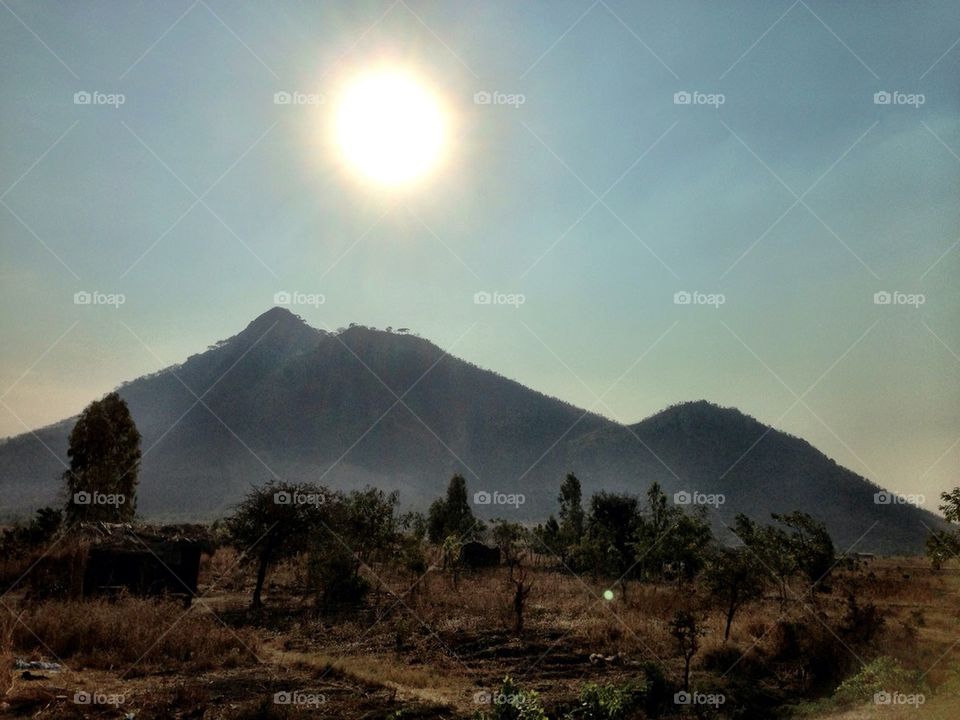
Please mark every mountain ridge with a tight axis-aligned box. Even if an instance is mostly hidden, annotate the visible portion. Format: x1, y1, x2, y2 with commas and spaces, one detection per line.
0, 308, 945, 554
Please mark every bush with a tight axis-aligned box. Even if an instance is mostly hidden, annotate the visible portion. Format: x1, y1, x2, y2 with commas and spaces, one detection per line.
309, 546, 370, 610
568, 681, 645, 719
833, 656, 923, 706
476, 676, 548, 720
637, 660, 671, 716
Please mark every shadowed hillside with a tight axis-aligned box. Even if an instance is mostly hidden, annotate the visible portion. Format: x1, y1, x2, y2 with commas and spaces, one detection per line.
0, 308, 944, 553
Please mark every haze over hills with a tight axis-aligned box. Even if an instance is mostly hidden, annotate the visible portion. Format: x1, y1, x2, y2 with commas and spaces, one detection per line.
0, 307, 944, 553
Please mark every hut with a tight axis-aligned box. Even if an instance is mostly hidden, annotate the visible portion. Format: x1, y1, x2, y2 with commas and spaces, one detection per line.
29, 523, 213, 603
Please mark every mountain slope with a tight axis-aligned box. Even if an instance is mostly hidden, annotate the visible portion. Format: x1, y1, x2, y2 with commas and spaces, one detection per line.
567, 401, 941, 554
0, 309, 945, 553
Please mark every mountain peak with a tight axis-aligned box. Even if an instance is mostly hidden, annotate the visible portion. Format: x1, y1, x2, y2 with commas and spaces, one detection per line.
637, 399, 753, 426
233, 306, 322, 345
248, 306, 308, 328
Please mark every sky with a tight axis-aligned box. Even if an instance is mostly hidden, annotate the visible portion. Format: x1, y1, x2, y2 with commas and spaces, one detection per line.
1, 1, 958, 509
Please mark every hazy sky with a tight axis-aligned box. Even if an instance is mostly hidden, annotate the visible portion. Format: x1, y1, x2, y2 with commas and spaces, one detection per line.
1, 1, 958, 508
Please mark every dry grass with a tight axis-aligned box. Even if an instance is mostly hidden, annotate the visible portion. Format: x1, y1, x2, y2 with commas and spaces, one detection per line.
1, 597, 261, 672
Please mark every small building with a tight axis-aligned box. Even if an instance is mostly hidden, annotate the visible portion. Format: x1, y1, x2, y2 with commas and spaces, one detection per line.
30, 522, 213, 603
460, 541, 500, 568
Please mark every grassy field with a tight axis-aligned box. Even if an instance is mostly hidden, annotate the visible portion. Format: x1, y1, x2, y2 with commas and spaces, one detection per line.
1, 552, 958, 718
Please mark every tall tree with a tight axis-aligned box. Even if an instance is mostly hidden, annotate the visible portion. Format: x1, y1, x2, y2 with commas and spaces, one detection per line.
426, 474, 477, 543
772, 511, 835, 590
558, 472, 585, 555
585, 492, 641, 577
705, 546, 765, 641
63, 392, 141, 523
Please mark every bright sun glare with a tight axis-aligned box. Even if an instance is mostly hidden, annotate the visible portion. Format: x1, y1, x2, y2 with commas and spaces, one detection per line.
335, 69, 446, 186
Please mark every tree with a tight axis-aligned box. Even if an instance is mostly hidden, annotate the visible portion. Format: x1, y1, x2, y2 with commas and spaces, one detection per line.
558, 473, 585, 560
0, 507, 62, 555
491, 519, 527, 568
772, 511, 835, 591
705, 546, 765, 641
226, 481, 330, 608
734, 514, 796, 606
63, 392, 141, 523
339, 487, 399, 566
427, 474, 478, 543
927, 488, 960, 570
534, 515, 561, 558
585, 492, 641, 577
632, 483, 712, 584
669, 610, 703, 691
510, 565, 533, 636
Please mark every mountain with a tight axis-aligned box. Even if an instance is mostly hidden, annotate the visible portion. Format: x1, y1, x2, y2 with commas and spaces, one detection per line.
0, 308, 944, 554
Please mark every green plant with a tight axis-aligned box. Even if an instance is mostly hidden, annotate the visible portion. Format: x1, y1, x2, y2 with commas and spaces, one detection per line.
476, 676, 548, 720
833, 656, 923, 706
568, 681, 644, 719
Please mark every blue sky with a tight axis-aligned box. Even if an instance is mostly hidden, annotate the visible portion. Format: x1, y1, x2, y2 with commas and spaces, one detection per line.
1, 0, 958, 507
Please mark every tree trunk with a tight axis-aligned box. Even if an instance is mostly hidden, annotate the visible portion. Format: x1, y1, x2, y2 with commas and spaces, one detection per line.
251, 536, 275, 609
724, 598, 737, 641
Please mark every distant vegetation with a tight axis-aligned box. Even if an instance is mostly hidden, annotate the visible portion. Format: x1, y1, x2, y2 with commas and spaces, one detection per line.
2, 474, 958, 717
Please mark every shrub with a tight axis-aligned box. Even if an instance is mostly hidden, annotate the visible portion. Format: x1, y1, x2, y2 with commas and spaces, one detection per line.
833, 656, 923, 706
568, 681, 645, 719
476, 676, 548, 720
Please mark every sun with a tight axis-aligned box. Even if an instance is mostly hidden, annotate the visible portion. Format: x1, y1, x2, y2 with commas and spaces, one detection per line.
334, 69, 447, 186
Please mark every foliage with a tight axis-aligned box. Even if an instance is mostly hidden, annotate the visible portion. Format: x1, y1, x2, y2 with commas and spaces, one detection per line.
772, 511, 835, 588
704, 545, 765, 640
534, 515, 561, 557
927, 487, 960, 570
567, 681, 645, 720
634, 484, 713, 583
63, 392, 141, 522
670, 609, 704, 691
427, 475, 478, 543
582, 492, 641, 577
0, 506, 62, 555
308, 541, 370, 609
833, 656, 923, 706
557, 473, 585, 560
225, 481, 331, 608
491, 519, 527, 567
475, 676, 548, 720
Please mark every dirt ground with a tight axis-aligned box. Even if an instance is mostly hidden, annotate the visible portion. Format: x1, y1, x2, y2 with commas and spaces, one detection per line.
2, 555, 958, 718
